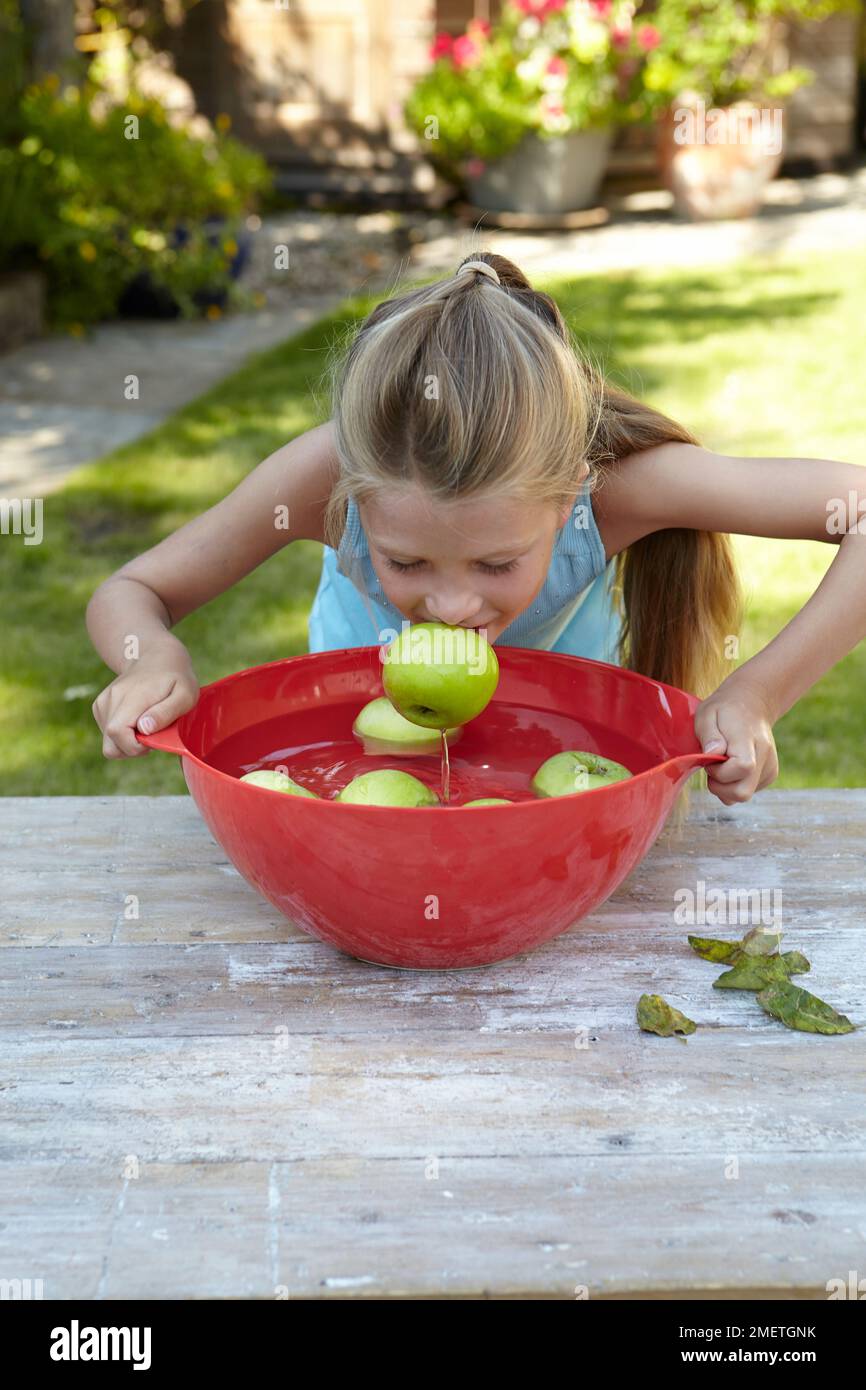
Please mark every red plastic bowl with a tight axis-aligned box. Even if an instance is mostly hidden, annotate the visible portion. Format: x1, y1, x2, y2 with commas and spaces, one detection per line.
136, 645, 723, 969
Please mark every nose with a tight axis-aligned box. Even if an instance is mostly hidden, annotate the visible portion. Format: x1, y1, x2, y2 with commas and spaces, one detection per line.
424, 590, 483, 626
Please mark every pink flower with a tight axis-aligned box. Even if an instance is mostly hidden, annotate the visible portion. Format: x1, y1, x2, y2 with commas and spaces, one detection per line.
615, 61, 637, 98
611, 26, 632, 50
466, 19, 491, 40
429, 32, 453, 62
539, 92, 568, 132
546, 55, 568, 77
589, 0, 612, 16
637, 24, 662, 52
464, 158, 487, 178
513, 0, 565, 16
452, 34, 482, 68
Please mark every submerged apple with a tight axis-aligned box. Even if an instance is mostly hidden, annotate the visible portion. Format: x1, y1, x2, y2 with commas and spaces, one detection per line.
531, 749, 632, 797
382, 621, 499, 729
461, 798, 513, 807
336, 768, 440, 807
240, 769, 319, 798
353, 696, 463, 757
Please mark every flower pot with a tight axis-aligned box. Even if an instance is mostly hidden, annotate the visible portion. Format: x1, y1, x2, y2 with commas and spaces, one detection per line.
656, 99, 787, 221
466, 128, 614, 215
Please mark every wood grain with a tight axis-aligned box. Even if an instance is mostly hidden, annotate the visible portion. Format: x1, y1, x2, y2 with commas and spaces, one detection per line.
0, 790, 863, 1299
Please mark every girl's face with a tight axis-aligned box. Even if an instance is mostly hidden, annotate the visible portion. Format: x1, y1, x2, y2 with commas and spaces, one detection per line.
360, 484, 580, 644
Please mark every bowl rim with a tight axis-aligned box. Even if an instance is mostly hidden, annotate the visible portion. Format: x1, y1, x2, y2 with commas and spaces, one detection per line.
139, 645, 724, 810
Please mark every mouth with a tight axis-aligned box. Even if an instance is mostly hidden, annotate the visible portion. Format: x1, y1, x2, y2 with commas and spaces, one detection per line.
415, 617, 492, 632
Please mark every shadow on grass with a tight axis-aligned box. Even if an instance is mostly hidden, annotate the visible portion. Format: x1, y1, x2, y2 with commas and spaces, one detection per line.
552, 257, 835, 386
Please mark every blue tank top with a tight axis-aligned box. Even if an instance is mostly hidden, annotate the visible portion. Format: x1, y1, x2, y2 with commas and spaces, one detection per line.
307, 472, 623, 662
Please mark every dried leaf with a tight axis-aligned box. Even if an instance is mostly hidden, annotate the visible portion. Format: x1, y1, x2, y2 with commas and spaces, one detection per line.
756, 981, 855, 1035
780, 950, 810, 976
714, 951, 810, 991
689, 928, 792, 969
741, 925, 783, 956
637, 993, 696, 1039
687, 934, 743, 963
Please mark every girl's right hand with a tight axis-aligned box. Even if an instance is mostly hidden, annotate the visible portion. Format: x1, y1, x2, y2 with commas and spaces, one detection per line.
91, 640, 200, 759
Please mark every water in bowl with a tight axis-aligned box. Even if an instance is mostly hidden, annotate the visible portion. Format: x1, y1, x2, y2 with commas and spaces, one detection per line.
206, 699, 654, 805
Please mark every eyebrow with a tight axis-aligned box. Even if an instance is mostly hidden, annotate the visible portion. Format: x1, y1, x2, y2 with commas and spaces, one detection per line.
369, 539, 536, 563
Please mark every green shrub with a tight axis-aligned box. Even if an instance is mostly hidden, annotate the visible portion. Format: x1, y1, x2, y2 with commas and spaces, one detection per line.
0, 77, 271, 326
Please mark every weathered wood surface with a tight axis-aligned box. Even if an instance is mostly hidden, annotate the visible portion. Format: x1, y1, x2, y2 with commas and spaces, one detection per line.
0, 791, 864, 1300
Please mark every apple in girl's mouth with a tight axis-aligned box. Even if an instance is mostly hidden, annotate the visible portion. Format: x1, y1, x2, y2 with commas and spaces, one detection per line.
531, 750, 632, 797
352, 696, 463, 756
335, 769, 439, 807
382, 621, 500, 729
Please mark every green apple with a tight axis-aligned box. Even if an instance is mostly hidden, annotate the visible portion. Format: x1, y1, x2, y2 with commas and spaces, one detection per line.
336, 769, 440, 807
240, 769, 318, 798
353, 696, 463, 756
531, 749, 632, 797
382, 621, 499, 729
462, 798, 513, 807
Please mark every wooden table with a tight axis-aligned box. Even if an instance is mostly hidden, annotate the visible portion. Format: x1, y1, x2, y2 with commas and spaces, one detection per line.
1, 790, 863, 1300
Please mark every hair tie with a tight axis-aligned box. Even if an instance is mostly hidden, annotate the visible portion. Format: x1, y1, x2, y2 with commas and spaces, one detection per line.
455, 260, 500, 285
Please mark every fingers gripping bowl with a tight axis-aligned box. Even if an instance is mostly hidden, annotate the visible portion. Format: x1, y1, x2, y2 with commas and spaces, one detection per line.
136, 645, 724, 968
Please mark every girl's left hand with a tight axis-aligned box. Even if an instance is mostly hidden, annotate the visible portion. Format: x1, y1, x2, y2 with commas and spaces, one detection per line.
693, 682, 780, 806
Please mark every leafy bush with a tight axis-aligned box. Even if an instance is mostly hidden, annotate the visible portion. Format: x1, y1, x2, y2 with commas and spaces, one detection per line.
404, 0, 861, 182
403, 4, 639, 181
632, 0, 860, 115
0, 76, 271, 326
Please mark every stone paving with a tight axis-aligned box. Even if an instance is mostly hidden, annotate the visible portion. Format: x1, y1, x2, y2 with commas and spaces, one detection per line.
2, 163, 864, 496
0, 294, 345, 495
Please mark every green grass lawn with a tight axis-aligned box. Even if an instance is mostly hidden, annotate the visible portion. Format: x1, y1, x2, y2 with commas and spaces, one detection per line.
3, 243, 865, 795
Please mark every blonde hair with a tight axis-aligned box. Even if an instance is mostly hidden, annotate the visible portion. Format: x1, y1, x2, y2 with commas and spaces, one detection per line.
323, 251, 743, 825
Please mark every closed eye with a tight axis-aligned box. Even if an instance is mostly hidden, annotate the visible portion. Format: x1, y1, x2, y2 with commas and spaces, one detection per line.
384, 558, 519, 576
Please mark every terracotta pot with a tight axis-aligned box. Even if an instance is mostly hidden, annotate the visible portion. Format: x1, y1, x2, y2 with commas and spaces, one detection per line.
656, 99, 787, 221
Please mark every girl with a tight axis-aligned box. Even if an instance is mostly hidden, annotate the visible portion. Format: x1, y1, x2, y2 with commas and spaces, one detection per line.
87, 252, 866, 807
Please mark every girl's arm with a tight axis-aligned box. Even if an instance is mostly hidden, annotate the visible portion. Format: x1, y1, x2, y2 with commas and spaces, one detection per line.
593, 444, 866, 805
86, 420, 338, 756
